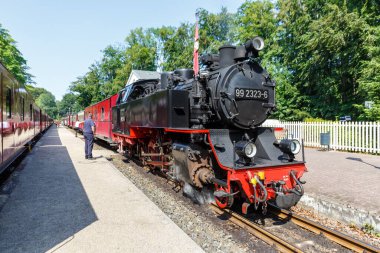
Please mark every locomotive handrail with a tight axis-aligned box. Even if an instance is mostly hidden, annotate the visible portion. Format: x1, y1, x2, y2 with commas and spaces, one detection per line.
289, 170, 304, 196
255, 176, 268, 203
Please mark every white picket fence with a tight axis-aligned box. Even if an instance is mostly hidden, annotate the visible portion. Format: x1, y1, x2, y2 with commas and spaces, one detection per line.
262, 121, 380, 154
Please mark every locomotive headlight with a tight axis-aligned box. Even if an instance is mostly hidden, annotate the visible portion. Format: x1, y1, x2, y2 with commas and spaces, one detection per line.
244, 142, 257, 158
236, 141, 257, 159
290, 140, 301, 154
252, 36, 265, 51
279, 139, 301, 155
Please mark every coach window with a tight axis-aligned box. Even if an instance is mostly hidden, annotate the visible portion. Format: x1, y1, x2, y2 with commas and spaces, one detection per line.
101, 107, 105, 121
30, 104, 33, 120
6, 88, 12, 118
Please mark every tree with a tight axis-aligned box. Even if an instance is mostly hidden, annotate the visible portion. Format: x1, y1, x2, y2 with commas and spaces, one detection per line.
98, 45, 126, 97
2, 23, 59, 118
356, 5, 380, 121
70, 64, 101, 108
235, 1, 276, 45
25, 85, 50, 100
160, 23, 193, 71
198, 7, 237, 54
36, 92, 57, 118
56, 93, 81, 117
0, 23, 33, 84
304, 4, 370, 118
270, 0, 380, 120
112, 28, 159, 91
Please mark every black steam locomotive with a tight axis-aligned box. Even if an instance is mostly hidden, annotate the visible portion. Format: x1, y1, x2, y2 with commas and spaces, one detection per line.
112, 37, 306, 211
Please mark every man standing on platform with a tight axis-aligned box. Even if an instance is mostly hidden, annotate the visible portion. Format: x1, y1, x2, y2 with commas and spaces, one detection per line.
84, 113, 96, 159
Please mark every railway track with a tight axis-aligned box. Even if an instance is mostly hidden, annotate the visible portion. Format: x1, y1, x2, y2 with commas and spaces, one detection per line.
210, 203, 380, 253
210, 204, 303, 253
269, 206, 380, 253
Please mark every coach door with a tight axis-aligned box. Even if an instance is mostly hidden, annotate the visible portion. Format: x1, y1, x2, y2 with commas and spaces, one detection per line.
112, 106, 120, 133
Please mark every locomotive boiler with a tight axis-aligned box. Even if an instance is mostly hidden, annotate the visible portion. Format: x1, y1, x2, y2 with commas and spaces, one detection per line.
110, 37, 307, 212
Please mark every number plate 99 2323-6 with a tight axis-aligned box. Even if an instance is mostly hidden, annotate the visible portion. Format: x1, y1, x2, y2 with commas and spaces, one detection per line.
235, 88, 269, 101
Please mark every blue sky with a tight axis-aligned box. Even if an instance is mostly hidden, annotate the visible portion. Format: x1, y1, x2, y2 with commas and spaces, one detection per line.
1, 0, 244, 100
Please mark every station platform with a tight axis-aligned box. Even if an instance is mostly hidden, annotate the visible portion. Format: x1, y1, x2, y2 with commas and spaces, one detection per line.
300, 148, 380, 231
0, 127, 203, 253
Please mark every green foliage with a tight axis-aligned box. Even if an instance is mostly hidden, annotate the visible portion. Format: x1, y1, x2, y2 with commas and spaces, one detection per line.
66, 7, 238, 108
361, 223, 380, 237
268, 0, 380, 120
25, 85, 60, 119
0, 24, 32, 84
98, 45, 126, 97
159, 23, 193, 70
25, 85, 47, 100
113, 30, 155, 87
303, 118, 329, 122
56, 93, 81, 116
62, 8, 237, 112
62, 2, 380, 121
36, 92, 57, 118
235, 0, 276, 45
70, 64, 102, 108
0, 23, 33, 84
1, 24, 60, 119
299, 4, 370, 119
198, 7, 237, 54
70, 28, 159, 108
354, 103, 380, 121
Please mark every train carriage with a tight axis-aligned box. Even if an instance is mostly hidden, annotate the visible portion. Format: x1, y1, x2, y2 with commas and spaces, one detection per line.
84, 94, 118, 144
0, 61, 52, 174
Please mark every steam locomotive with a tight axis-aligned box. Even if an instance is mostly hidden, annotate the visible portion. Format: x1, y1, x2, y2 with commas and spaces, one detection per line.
78, 37, 307, 213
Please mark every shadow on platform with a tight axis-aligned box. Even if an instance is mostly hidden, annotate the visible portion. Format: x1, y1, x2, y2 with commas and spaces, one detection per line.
346, 157, 380, 169
0, 127, 97, 253
38, 126, 62, 146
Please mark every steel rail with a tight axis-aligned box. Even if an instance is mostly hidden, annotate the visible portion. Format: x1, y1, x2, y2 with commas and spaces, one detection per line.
210, 204, 303, 253
269, 207, 380, 253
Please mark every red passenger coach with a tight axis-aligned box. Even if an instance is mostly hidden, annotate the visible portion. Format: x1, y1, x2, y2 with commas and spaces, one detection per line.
84, 94, 118, 144
0, 61, 53, 174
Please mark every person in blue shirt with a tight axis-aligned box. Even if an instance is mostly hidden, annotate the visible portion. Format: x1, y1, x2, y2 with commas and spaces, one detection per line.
83, 113, 96, 159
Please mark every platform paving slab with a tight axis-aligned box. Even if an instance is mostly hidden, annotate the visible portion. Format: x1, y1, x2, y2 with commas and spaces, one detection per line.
0, 127, 204, 253
299, 148, 380, 232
